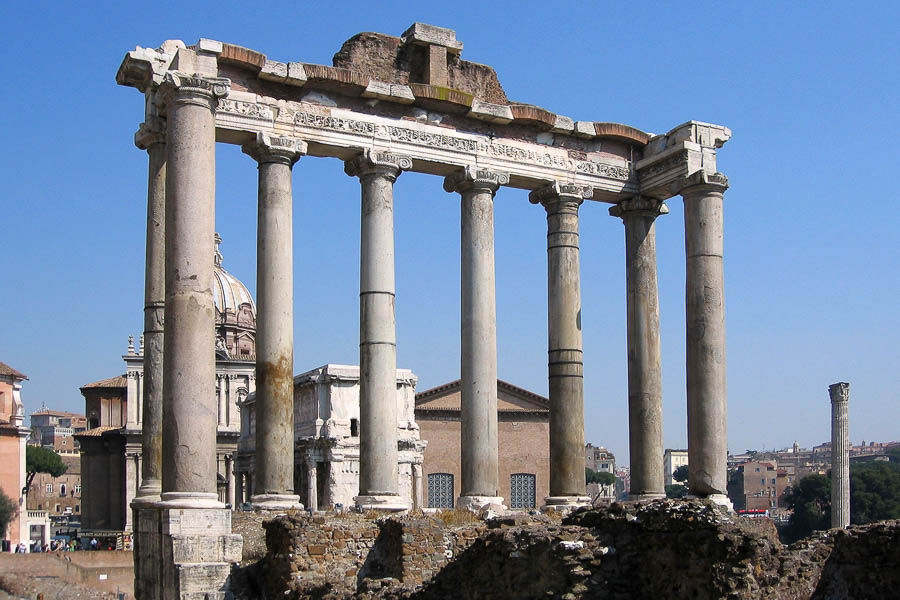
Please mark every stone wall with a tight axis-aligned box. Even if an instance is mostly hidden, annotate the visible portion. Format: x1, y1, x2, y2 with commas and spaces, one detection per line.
243, 501, 900, 600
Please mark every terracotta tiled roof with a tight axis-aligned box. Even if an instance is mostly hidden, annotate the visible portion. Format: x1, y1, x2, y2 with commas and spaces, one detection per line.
0, 361, 27, 380
31, 409, 84, 418
80, 374, 127, 389
74, 426, 121, 437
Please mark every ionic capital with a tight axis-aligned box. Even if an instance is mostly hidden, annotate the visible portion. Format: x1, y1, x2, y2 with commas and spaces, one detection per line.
671, 170, 729, 198
242, 132, 307, 167
609, 196, 669, 220
443, 166, 509, 195
158, 71, 230, 111
344, 149, 412, 181
134, 117, 166, 150
528, 182, 592, 212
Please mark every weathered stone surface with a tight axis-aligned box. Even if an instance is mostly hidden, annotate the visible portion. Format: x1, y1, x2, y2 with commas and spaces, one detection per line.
236, 503, 900, 600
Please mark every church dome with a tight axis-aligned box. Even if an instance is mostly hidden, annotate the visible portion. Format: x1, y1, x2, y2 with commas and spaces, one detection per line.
213, 234, 256, 360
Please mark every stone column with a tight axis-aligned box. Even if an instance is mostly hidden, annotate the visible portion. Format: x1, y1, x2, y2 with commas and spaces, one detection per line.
345, 150, 411, 511
530, 183, 592, 509
243, 132, 307, 510
160, 72, 230, 505
217, 375, 226, 427
829, 382, 850, 528
609, 196, 668, 500
444, 166, 509, 510
306, 458, 317, 512
677, 171, 730, 503
225, 455, 235, 508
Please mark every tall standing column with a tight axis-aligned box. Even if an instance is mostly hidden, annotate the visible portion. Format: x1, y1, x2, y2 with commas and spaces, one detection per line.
306, 458, 318, 512
345, 150, 411, 511
530, 183, 592, 508
609, 196, 668, 500
444, 167, 509, 510
678, 171, 730, 503
160, 72, 230, 506
243, 133, 307, 509
829, 382, 850, 528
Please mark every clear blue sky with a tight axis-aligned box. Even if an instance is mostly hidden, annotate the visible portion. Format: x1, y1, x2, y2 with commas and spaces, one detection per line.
2, 1, 898, 465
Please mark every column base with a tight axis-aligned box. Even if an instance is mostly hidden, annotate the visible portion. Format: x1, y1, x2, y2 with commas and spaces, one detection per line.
250, 494, 304, 511
627, 492, 666, 502
457, 495, 506, 512
158, 491, 223, 509
133, 502, 242, 600
134, 481, 162, 503
354, 494, 409, 512
685, 493, 734, 511
542, 496, 591, 512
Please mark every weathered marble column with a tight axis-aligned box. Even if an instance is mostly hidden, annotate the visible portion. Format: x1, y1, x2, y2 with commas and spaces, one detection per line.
829, 382, 850, 528
678, 171, 730, 503
243, 132, 307, 510
160, 72, 230, 506
226, 455, 235, 508
530, 182, 592, 509
609, 196, 668, 500
444, 167, 509, 510
345, 150, 412, 511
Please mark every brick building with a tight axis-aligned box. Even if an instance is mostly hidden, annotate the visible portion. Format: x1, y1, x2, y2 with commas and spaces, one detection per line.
30, 408, 86, 451
0, 361, 30, 549
26, 453, 81, 516
415, 380, 549, 510
727, 460, 795, 511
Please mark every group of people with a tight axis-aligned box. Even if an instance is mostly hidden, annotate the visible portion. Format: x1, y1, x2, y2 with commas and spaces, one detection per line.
26, 538, 80, 552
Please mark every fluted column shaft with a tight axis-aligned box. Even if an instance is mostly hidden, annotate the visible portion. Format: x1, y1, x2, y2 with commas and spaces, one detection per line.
829, 382, 850, 528
679, 171, 729, 498
531, 183, 591, 505
610, 197, 668, 499
444, 167, 508, 506
346, 150, 411, 510
243, 133, 306, 508
160, 73, 229, 503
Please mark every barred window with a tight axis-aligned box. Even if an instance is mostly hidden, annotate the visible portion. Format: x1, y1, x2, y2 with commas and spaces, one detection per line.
510, 473, 536, 509
427, 473, 454, 509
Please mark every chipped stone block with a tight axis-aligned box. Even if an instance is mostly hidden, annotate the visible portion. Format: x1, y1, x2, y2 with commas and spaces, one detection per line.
574, 121, 596, 138
362, 81, 416, 104
401, 23, 463, 53
469, 100, 513, 124
260, 60, 288, 82
196, 38, 223, 55
552, 115, 575, 133
286, 62, 307, 86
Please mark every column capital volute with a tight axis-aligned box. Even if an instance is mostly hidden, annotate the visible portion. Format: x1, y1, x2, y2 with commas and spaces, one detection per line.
671, 170, 729, 197
158, 71, 231, 111
134, 117, 166, 150
528, 182, 592, 210
242, 132, 307, 166
344, 149, 412, 181
609, 196, 669, 220
443, 166, 509, 195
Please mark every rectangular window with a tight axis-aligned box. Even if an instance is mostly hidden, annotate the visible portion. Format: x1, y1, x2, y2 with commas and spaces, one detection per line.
761, 478, 766, 485
427, 473, 454, 509
46, 483, 53, 494
510, 473, 536, 509
772, 478, 776, 484
74, 484, 81, 495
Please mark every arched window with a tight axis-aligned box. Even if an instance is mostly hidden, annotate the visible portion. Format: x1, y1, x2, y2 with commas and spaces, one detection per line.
60, 484, 67, 496
427, 473, 454, 509
510, 473, 536, 509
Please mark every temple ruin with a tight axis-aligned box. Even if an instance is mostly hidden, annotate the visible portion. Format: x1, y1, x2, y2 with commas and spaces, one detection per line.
116, 22, 731, 599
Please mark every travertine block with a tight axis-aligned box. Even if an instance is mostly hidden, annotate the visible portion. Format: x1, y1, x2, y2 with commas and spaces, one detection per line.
468, 100, 513, 124
362, 81, 415, 104
286, 62, 307, 86
401, 23, 463, 53
259, 60, 287, 82
573, 121, 596, 138
551, 115, 575, 133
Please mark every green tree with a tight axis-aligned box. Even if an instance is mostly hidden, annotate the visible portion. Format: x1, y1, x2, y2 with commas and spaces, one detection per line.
665, 484, 687, 499
25, 445, 67, 491
783, 473, 831, 543
673, 465, 690, 483
585, 468, 616, 486
0, 488, 15, 537
850, 461, 900, 525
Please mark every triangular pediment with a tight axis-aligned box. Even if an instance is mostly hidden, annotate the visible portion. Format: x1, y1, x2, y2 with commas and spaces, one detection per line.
415, 379, 548, 412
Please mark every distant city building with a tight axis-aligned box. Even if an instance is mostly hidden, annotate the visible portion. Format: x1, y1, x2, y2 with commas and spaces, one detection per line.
26, 453, 80, 517
29, 408, 86, 451
727, 460, 794, 512
614, 466, 630, 500
664, 449, 688, 486
585, 444, 616, 503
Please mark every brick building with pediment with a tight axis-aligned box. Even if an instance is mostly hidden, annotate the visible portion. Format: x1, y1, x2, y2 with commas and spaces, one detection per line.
415, 380, 550, 510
